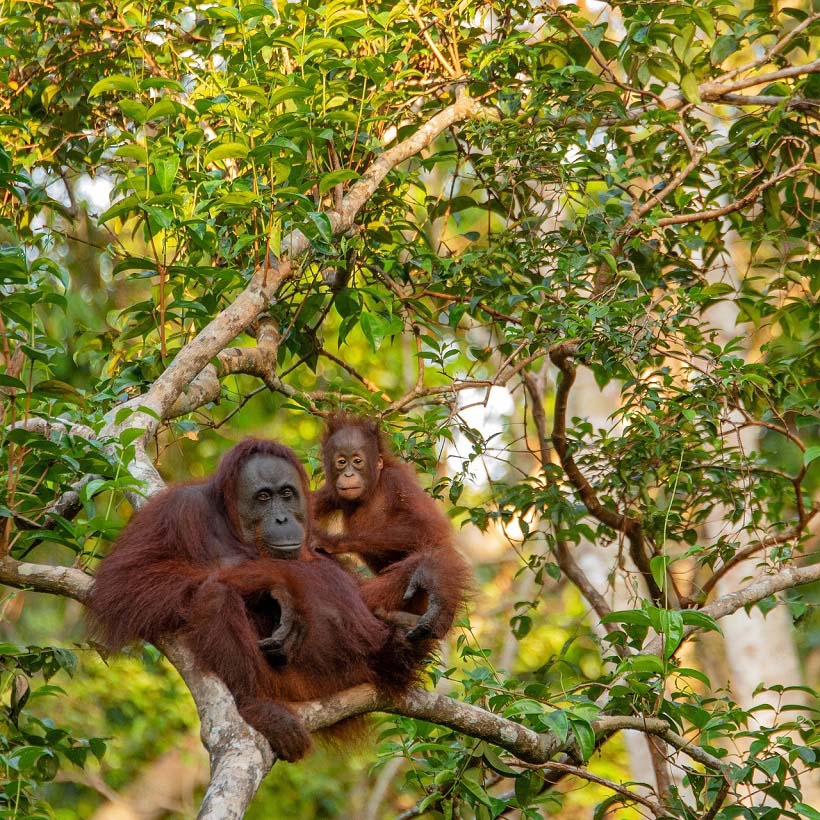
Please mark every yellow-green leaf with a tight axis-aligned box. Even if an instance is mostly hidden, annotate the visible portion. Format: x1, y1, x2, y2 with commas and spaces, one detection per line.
681, 73, 701, 104
203, 142, 249, 165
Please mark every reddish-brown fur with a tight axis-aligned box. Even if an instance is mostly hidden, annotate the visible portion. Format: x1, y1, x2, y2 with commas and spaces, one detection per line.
313, 414, 471, 638
90, 438, 426, 762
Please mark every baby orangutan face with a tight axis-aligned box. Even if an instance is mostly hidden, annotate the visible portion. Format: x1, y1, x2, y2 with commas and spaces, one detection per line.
326, 427, 383, 502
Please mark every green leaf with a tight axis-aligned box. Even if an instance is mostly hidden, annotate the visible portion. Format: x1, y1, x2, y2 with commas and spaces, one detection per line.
711, 35, 739, 64
303, 37, 347, 55
269, 85, 313, 106
680, 73, 701, 104
515, 771, 537, 807
803, 446, 820, 466
570, 719, 595, 761
545, 710, 569, 743
622, 654, 665, 675
0, 373, 26, 390
650, 555, 670, 592
677, 667, 712, 687
503, 699, 545, 717
600, 610, 651, 626
98, 194, 142, 225
680, 610, 722, 634
360, 312, 403, 352
235, 84, 268, 104
460, 776, 493, 808
203, 142, 249, 165
89, 738, 107, 761
658, 609, 684, 659
10, 746, 45, 771
306, 211, 333, 243
119, 428, 146, 447
88, 75, 140, 97
145, 98, 177, 121
119, 99, 148, 123
318, 169, 359, 195
482, 746, 518, 777
152, 156, 179, 194
34, 380, 86, 407
116, 144, 148, 163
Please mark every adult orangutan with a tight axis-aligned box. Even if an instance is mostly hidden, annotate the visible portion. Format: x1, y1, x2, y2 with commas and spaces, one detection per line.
90, 439, 437, 762
313, 414, 471, 641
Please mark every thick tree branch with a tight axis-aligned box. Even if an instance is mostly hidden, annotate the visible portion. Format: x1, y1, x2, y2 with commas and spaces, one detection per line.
0, 556, 92, 602
112, 97, 488, 430
0, 555, 731, 818
167, 317, 283, 418
10, 417, 97, 441
315, 94, 486, 243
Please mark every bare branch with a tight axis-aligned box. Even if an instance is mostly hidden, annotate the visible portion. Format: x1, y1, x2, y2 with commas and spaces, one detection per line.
644, 561, 820, 656
549, 342, 664, 602
517, 758, 664, 816
717, 93, 820, 114
657, 145, 809, 227
318, 95, 487, 241
0, 555, 92, 602
697, 509, 820, 601
10, 417, 97, 441
713, 12, 820, 84
701, 58, 820, 100
522, 372, 616, 625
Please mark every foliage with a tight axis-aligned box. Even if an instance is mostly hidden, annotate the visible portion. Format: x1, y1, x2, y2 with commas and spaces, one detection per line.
0, 642, 105, 817
1, 0, 819, 816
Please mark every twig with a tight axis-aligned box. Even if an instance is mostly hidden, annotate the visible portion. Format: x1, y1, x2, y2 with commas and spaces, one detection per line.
516, 758, 664, 816
657, 144, 809, 227
697, 777, 731, 820
549, 342, 664, 602
644, 560, 820, 656
318, 348, 392, 402
696, 509, 819, 601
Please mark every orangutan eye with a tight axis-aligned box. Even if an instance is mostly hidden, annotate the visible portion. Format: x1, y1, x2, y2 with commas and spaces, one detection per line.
336, 458, 346, 469
280, 487, 294, 499
353, 457, 363, 467
256, 490, 272, 501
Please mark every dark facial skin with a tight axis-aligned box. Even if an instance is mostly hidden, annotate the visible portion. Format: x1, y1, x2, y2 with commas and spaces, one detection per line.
327, 427, 382, 502
234, 455, 306, 559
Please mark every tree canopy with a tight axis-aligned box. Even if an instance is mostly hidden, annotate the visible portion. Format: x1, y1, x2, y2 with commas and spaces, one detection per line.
1, 1, 819, 817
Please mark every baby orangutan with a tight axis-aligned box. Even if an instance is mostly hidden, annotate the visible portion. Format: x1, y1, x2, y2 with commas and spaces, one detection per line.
313, 414, 470, 641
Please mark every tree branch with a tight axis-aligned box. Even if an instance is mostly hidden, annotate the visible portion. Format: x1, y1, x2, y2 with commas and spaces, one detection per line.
0, 555, 92, 601
696, 509, 820, 601
549, 342, 664, 602
0, 555, 731, 818
522, 372, 616, 626
111, 97, 488, 431
701, 58, 820, 100
656, 146, 809, 227
517, 758, 664, 816
643, 560, 820, 656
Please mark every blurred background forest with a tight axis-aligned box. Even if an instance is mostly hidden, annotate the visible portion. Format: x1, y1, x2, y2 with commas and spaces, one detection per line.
1, 0, 819, 818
